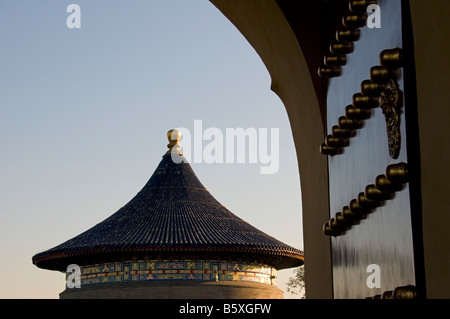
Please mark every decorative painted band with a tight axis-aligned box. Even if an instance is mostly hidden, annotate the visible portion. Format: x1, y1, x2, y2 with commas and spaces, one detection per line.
72, 260, 278, 286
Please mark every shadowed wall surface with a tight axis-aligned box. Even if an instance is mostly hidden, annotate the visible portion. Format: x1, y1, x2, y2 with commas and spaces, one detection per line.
60, 281, 284, 299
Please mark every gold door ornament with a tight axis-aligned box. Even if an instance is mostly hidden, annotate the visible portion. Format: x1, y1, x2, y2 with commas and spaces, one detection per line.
379, 78, 403, 159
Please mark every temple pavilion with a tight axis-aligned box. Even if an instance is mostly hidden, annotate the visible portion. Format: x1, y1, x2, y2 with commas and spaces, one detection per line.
32, 130, 304, 299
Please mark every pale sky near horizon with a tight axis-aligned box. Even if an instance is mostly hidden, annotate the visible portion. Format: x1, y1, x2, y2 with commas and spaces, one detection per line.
0, 0, 304, 299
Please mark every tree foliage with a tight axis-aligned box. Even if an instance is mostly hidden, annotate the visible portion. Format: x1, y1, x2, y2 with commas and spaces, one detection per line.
285, 265, 305, 298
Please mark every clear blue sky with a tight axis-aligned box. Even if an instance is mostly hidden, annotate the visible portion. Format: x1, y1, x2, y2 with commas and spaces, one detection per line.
0, 0, 303, 298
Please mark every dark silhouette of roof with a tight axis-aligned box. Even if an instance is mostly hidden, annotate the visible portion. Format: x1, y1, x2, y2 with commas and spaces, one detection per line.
32, 131, 304, 271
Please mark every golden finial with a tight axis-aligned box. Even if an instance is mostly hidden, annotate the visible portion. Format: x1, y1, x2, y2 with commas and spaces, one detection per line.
166, 129, 182, 155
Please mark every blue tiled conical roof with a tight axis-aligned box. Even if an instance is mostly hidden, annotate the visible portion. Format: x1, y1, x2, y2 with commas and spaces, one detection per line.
32, 132, 303, 271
